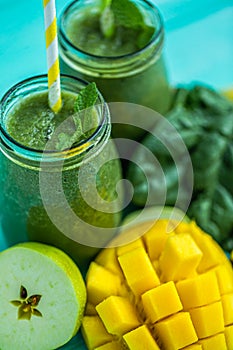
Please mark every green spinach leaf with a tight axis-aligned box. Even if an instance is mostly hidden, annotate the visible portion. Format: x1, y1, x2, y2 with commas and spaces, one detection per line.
127, 85, 233, 251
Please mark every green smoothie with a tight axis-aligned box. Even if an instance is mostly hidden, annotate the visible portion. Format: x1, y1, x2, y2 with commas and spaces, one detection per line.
6, 90, 98, 151
65, 6, 154, 56
6, 91, 78, 150
58, 0, 171, 140
0, 76, 123, 273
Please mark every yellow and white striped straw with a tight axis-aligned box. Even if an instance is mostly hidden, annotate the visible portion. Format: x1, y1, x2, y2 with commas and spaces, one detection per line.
43, 0, 62, 113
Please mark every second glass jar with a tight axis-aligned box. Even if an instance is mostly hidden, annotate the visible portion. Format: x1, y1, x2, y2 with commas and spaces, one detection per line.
58, 0, 171, 140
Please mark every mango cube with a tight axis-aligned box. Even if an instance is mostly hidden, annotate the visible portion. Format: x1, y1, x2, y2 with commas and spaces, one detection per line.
225, 324, 233, 350
189, 301, 225, 338
117, 238, 144, 256
81, 316, 114, 350
176, 270, 220, 309
214, 264, 233, 295
95, 248, 124, 279
86, 262, 122, 305
94, 341, 122, 350
159, 233, 203, 282
142, 281, 183, 323
154, 312, 198, 350
175, 221, 192, 234
123, 325, 160, 350
118, 247, 160, 296
96, 296, 140, 336
198, 333, 227, 350
112, 220, 153, 250
190, 223, 228, 272
181, 344, 203, 349
221, 293, 233, 325
143, 219, 175, 260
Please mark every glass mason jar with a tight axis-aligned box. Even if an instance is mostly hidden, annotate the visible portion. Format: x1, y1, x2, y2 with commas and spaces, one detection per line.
58, 0, 172, 140
0, 75, 123, 272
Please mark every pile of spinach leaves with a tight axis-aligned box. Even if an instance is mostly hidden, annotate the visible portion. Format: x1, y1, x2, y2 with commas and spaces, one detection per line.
127, 85, 233, 252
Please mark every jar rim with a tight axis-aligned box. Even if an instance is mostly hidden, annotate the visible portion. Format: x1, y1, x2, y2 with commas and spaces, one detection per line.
58, 0, 164, 61
0, 74, 110, 161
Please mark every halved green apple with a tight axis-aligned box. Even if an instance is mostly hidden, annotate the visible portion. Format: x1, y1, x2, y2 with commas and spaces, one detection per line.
0, 242, 86, 350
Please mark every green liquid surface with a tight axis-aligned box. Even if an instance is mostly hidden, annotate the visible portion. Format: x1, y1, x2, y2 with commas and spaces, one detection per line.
6, 91, 78, 150
66, 8, 154, 56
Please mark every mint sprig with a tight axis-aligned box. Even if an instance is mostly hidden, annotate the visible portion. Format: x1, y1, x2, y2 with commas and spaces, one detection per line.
100, 0, 155, 48
74, 82, 98, 113
56, 82, 99, 150
111, 0, 144, 29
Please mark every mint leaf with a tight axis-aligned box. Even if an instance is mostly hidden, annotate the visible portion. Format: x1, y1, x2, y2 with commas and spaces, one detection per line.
56, 117, 84, 150
137, 25, 155, 48
82, 108, 99, 136
56, 133, 73, 150
111, 0, 144, 29
56, 83, 99, 150
74, 82, 98, 113
72, 113, 84, 140
100, 0, 154, 46
73, 82, 99, 139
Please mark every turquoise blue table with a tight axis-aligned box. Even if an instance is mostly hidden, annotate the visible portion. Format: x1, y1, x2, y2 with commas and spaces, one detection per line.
0, 0, 232, 348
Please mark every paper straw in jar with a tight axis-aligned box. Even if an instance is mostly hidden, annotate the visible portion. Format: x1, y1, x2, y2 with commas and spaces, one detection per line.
43, 0, 62, 113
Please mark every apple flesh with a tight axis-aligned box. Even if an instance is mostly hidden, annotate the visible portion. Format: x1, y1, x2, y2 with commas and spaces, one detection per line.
0, 242, 86, 350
